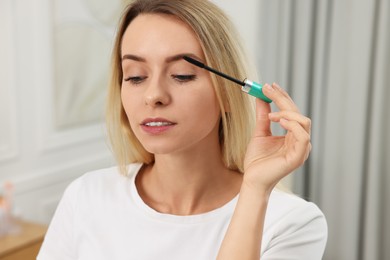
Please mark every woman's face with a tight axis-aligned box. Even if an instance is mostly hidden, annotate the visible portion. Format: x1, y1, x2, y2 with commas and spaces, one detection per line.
121, 14, 221, 155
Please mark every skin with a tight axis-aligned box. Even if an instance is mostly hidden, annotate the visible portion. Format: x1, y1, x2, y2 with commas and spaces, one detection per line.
121, 13, 311, 259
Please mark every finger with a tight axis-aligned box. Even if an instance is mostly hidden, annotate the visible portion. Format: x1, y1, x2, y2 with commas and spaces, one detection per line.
279, 118, 312, 166
269, 111, 311, 135
254, 96, 272, 137
273, 83, 293, 101
262, 83, 300, 112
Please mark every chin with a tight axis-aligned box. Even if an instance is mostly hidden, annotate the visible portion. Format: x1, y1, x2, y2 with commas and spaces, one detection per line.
142, 142, 181, 155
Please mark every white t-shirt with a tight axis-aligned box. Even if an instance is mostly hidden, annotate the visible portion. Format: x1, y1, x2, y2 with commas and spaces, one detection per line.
37, 163, 327, 260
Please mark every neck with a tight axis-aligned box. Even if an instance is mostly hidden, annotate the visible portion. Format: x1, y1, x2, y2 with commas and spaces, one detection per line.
136, 149, 242, 215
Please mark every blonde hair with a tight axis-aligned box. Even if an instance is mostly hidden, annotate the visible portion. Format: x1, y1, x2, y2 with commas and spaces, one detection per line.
106, 0, 256, 175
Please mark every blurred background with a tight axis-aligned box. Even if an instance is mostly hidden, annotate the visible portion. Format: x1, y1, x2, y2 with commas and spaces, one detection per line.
0, 0, 389, 259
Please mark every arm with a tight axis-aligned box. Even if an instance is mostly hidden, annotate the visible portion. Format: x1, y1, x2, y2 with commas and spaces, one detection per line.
217, 183, 269, 259
217, 83, 312, 260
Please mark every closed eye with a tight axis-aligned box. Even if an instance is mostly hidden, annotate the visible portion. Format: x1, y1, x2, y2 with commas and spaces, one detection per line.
124, 76, 147, 85
171, 74, 197, 83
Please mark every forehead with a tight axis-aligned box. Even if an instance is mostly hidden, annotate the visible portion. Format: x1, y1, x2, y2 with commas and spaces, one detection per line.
121, 14, 204, 59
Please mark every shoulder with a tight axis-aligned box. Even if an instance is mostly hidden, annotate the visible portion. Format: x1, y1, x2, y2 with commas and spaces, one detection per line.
265, 189, 327, 232
267, 189, 325, 219
74, 163, 142, 186
262, 189, 328, 259
63, 163, 142, 199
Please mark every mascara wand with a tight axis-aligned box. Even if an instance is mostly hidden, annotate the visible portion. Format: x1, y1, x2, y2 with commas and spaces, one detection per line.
183, 56, 272, 103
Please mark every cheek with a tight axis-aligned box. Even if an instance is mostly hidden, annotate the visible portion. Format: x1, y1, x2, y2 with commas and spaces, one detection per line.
120, 88, 129, 115
184, 89, 221, 125
121, 88, 138, 124
200, 86, 220, 116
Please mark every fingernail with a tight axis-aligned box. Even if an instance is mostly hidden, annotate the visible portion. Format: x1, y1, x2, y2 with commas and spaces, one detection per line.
273, 83, 282, 90
268, 112, 277, 120
264, 84, 274, 91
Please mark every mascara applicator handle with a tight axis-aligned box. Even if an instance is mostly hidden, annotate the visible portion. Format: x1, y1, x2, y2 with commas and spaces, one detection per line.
242, 79, 272, 103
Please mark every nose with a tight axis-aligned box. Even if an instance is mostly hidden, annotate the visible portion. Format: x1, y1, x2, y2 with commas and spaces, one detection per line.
144, 76, 171, 107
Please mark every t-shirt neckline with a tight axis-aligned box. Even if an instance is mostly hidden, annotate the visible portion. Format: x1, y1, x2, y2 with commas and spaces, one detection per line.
129, 163, 238, 224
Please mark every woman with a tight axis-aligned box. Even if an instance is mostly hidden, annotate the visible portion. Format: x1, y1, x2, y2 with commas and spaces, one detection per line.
38, 0, 327, 259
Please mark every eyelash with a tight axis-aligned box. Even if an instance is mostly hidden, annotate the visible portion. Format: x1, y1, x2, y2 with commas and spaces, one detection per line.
124, 76, 147, 85
171, 74, 197, 83
123, 75, 197, 85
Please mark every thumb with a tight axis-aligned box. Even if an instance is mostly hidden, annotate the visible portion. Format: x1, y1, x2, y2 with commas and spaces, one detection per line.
254, 97, 272, 137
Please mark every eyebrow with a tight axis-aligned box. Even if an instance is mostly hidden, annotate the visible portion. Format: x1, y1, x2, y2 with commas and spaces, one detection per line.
165, 53, 203, 63
121, 53, 204, 63
121, 54, 146, 62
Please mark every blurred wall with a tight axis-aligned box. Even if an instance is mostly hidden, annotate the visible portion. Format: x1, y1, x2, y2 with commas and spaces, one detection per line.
0, 0, 123, 224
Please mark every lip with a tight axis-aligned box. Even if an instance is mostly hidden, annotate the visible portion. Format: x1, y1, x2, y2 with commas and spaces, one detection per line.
140, 117, 176, 134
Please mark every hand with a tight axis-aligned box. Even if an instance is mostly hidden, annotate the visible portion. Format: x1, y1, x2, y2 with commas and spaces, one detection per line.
243, 83, 311, 194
